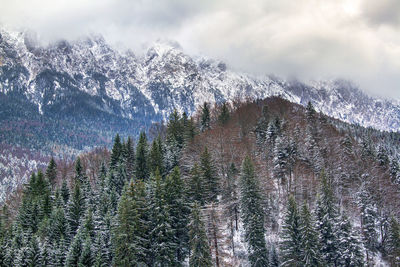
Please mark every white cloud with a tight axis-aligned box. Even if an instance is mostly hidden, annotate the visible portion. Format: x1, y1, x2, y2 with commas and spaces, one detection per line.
1, 0, 399, 98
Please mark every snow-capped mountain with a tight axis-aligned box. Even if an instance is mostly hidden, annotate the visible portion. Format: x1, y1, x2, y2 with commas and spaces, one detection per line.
1, 27, 400, 133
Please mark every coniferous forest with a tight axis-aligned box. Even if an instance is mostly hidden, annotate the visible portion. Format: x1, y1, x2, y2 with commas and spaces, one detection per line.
1, 97, 400, 266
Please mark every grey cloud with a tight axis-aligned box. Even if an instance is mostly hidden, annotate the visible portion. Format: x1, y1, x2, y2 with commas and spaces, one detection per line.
361, 0, 400, 27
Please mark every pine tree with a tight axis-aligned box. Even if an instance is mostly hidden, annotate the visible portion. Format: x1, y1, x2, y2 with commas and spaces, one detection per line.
240, 156, 269, 266
53, 237, 68, 267
164, 167, 190, 262
136, 131, 149, 180
48, 206, 69, 245
149, 170, 176, 266
390, 159, 400, 185
315, 172, 340, 266
200, 147, 219, 203
200, 102, 211, 132
189, 203, 213, 267
184, 117, 196, 142
377, 145, 389, 166
188, 163, 205, 205
336, 213, 364, 267
45, 157, 57, 188
149, 136, 164, 176
113, 181, 138, 266
387, 217, 400, 266
218, 102, 230, 125
299, 202, 323, 267
358, 184, 378, 262
110, 134, 123, 170
124, 136, 135, 180
78, 233, 94, 267
61, 179, 70, 206
306, 101, 316, 123
66, 229, 84, 267
67, 182, 85, 237
280, 195, 302, 267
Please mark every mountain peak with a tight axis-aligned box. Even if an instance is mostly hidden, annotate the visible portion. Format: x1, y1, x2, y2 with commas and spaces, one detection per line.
0, 27, 399, 132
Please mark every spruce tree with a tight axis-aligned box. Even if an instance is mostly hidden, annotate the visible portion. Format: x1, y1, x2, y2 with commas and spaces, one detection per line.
184, 117, 196, 142
45, 157, 57, 188
387, 217, 400, 266
189, 203, 213, 267
280, 195, 302, 267
123, 136, 135, 180
113, 181, 137, 266
78, 234, 94, 267
188, 163, 205, 205
61, 179, 70, 206
66, 229, 84, 267
200, 102, 211, 132
149, 136, 164, 176
358, 184, 378, 261
48, 206, 69, 245
136, 131, 149, 180
299, 202, 323, 267
336, 213, 364, 267
218, 102, 230, 125
67, 182, 85, 237
315, 173, 340, 266
240, 156, 269, 266
164, 167, 190, 262
149, 170, 176, 266
110, 134, 122, 170
200, 147, 219, 203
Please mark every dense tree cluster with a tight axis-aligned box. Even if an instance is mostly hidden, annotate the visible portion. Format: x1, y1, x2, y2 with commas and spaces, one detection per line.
1, 98, 400, 266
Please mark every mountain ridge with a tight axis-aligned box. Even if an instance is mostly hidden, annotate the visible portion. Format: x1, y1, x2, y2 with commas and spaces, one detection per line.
1, 27, 399, 133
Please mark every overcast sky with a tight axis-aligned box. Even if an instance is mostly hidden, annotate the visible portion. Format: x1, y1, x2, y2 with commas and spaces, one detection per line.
1, 0, 400, 98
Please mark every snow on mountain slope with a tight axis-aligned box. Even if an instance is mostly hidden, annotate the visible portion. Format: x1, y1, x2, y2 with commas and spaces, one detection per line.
0, 27, 399, 132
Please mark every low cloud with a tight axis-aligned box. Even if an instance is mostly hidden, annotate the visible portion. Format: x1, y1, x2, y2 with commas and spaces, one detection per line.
1, 0, 399, 98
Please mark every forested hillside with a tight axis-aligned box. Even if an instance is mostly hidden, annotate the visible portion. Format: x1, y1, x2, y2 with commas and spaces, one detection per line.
1, 97, 400, 266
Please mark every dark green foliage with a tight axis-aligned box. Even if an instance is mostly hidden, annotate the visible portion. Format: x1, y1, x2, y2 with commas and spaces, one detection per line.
135, 131, 149, 180
337, 214, 364, 267
113, 181, 138, 266
67, 182, 85, 237
61, 179, 70, 205
164, 167, 190, 262
48, 206, 69, 244
113, 180, 150, 266
123, 136, 135, 180
218, 102, 230, 125
45, 157, 57, 188
188, 163, 205, 205
184, 117, 196, 142
149, 170, 176, 266
358, 185, 378, 256
110, 134, 123, 170
189, 203, 212, 267
79, 234, 94, 267
306, 101, 316, 123
315, 173, 340, 266
66, 229, 84, 267
387, 217, 400, 266
240, 156, 269, 267
200, 102, 211, 132
280, 195, 302, 267
200, 147, 219, 203
149, 136, 164, 176
300, 202, 323, 267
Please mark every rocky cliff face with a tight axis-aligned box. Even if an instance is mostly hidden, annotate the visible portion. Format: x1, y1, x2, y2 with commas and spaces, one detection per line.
1, 28, 399, 133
